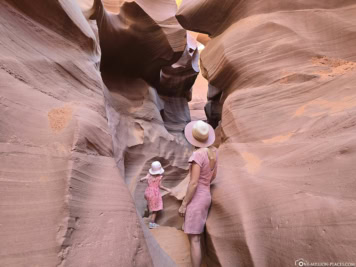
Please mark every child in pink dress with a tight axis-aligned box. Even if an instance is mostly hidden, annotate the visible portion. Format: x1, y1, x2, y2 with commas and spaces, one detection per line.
140, 161, 171, 229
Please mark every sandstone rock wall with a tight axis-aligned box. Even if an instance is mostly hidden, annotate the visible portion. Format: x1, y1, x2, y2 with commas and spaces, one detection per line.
0, 0, 179, 266
177, 1, 356, 266
2, 0, 354, 266
89, 0, 200, 220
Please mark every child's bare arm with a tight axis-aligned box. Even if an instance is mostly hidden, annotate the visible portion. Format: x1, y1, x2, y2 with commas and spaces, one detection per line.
159, 179, 171, 192
140, 175, 149, 182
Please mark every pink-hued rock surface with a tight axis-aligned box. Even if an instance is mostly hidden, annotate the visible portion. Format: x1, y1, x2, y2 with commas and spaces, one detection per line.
177, 0, 356, 266
88, 0, 197, 218
150, 226, 191, 266
0, 0, 191, 266
2, 0, 356, 266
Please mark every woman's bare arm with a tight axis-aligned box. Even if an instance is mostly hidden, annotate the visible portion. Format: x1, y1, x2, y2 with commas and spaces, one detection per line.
211, 166, 217, 182
179, 163, 200, 216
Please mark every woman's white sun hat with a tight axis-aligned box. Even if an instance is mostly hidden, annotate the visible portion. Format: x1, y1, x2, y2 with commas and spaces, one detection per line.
184, 120, 215, 148
149, 161, 164, 175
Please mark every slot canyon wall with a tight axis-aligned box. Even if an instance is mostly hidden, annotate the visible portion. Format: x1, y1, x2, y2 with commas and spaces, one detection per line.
0, 0, 195, 266
88, 0, 198, 217
177, 0, 356, 266
1, 0, 356, 267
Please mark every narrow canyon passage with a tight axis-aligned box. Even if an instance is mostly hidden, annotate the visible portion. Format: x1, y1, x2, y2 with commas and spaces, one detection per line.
1, 0, 356, 267
90, 0, 213, 265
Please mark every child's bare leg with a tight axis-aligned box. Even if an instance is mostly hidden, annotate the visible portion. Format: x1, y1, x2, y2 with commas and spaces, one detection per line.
146, 205, 150, 219
150, 211, 157, 223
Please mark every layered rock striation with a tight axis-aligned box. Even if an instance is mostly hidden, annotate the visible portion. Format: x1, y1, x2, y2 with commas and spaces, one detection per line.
0, 0, 197, 265
177, 0, 356, 266
2, 0, 355, 266
88, 0, 199, 219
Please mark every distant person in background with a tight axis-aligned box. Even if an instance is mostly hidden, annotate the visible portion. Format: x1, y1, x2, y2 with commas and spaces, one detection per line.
140, 161, 171, 229
179, 120, 218, 267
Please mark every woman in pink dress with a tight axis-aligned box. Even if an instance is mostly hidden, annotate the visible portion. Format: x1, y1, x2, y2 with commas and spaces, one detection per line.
140, 161, 171, 229
179, 120, 218, 267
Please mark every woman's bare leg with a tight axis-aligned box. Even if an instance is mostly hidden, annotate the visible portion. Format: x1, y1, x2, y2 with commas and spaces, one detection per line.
188, 234, 202, 267
150, 211, 157, 223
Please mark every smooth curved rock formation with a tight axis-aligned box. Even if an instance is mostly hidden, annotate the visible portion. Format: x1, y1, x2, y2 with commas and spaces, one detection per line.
0, 0, 186, 266
177, 0, 356, 266
204, 83, 222, 128
4, 0, 355, 266
158, 32, 199, 100
150, 226, 191, 266
189, 72, 208, 122
89, 0, 200, 223
91, 0, 184, 88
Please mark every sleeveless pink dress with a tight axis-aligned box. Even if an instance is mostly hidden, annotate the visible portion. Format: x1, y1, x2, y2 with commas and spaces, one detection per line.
184, 148, 218, 234
144, 174, 163, 212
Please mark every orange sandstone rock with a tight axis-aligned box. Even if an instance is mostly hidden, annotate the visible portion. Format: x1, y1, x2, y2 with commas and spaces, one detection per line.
177, 0, 356, 266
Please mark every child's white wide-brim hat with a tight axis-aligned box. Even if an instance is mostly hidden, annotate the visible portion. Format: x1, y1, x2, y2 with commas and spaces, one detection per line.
184, 120, 215, 148
149, 161, 164, 175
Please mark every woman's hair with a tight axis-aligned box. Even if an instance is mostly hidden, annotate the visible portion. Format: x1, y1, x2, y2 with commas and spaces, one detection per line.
206, 146, 216, 169
194, 146, 217, 169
